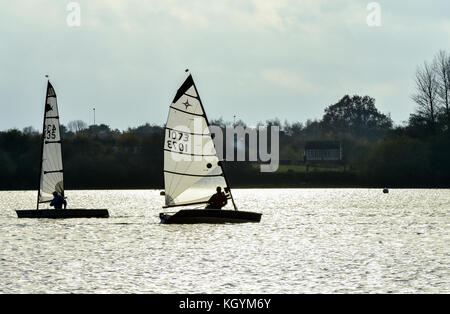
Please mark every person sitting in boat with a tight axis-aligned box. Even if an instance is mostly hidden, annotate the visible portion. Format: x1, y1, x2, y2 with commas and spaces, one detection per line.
50, 191, 67, 210
206, 187, 228, 209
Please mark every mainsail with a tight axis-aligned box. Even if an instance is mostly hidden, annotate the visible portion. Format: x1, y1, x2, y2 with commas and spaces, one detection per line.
37, 81, 64, 207
164, 75, 235, 208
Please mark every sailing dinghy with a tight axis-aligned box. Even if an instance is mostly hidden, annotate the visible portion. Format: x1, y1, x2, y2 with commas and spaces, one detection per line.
159, 74, 261, 224
16, 81, 109, 219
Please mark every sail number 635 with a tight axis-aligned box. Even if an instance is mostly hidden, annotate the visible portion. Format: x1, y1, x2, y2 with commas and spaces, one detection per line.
46, 124, 57, 140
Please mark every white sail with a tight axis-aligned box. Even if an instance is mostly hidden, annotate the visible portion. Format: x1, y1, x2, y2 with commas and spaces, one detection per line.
164, 75, 230, 207
38, 82, 64, 204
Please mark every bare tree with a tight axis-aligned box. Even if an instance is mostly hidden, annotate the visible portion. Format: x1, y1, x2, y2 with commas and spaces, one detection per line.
434, 50, 450, 124
22, 126, 38, 135
412, 61, 439, 130
67, 120, 87, 133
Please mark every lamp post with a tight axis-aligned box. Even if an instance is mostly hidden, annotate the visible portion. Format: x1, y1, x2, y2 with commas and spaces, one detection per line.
93, 107, 96, 125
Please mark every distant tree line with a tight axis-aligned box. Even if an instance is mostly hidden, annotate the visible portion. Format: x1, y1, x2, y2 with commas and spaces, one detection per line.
1, 50, 450, 189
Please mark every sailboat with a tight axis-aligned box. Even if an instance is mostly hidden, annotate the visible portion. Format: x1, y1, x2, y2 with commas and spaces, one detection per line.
159, 74, 262, 224
16, 80, 109, 219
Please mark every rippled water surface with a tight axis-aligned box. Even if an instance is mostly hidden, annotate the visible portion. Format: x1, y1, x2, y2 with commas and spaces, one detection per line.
0, 189, 449, 293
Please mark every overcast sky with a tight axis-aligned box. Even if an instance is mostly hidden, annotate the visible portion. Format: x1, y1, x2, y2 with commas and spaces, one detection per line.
1, 0, 449, 131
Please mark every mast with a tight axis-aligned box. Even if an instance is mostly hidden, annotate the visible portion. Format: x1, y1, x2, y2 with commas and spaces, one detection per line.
58, 86, 65, 199
36, 80, 49, 210
191, 75, 238, 210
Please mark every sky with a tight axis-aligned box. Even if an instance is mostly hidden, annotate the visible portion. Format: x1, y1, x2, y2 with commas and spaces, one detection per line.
0, 0, 449, 131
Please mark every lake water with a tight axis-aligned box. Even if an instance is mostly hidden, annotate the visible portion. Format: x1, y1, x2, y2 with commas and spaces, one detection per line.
0, 189, 449, 293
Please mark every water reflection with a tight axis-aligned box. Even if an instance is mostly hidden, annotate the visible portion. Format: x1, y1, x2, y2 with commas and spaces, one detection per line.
0, 189, 449, 293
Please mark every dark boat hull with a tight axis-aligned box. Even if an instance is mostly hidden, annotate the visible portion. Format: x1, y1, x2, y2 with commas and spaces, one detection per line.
160, 209, 262, 224
16, 209, 109, 219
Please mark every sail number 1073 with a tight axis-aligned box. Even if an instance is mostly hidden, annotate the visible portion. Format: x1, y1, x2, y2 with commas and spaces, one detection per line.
167, 129, 189, 152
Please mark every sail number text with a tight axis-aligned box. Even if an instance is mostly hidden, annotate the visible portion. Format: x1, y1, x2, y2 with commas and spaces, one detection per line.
167, 129, 189, 152
45, 124, 57, 140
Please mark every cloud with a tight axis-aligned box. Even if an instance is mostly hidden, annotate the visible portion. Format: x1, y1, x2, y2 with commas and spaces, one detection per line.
230, 0, 289, 31
0, 0, 449, 130
78, 0, 293, 32
261, 69, 317, 92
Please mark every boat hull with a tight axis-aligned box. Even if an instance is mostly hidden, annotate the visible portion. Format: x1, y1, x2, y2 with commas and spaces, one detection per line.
16, 209, 109, 219
159, 209, 262, 224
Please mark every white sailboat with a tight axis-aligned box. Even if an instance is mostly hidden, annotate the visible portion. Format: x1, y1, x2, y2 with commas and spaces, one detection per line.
16, 80, 109, 219
159, 74, 261, 224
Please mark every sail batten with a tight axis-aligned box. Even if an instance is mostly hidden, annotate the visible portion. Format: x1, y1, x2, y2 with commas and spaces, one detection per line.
37, 81, 64, 207
165, 127, 210, 137
169, 106, 205, 117
184, 93, 199, 99
163, 75, 231, 208
162, 200, 210, 209
164, 170, 223, 177
163, 149, 217, 157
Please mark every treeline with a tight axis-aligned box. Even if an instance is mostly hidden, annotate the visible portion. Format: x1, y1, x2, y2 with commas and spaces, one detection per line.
1, 50, 450, 189
366, 50, 450, 187
0, 124, 165, 190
